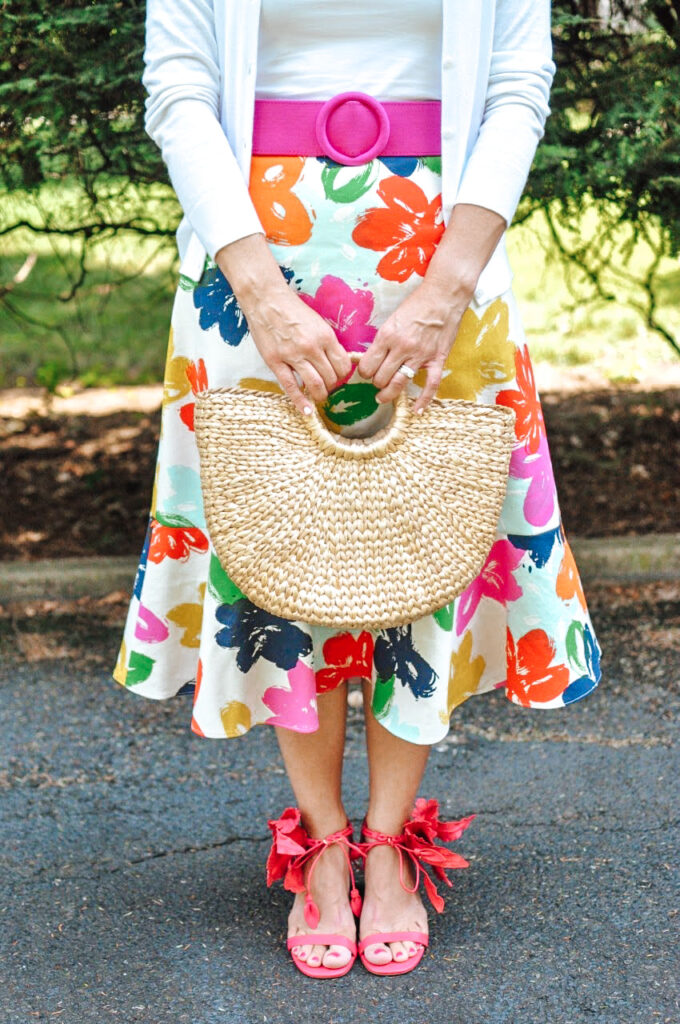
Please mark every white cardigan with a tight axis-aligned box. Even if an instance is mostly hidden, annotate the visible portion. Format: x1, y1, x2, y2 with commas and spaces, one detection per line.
142, 0, 555, 304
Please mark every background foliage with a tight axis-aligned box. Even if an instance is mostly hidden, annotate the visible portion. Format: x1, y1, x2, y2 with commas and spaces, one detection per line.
524, 0, 680, 355
1, 0, 679, 388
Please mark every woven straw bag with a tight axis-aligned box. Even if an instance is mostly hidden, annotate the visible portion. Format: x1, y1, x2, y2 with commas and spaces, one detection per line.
194, 357, 516, 630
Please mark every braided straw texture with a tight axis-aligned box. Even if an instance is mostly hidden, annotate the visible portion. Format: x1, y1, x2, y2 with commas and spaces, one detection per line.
194, 387, 515, 630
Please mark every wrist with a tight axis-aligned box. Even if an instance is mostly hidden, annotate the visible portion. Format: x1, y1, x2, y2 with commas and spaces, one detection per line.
215, 233, 289, 310
422, 262, 477, 311
425, 202, 506, 301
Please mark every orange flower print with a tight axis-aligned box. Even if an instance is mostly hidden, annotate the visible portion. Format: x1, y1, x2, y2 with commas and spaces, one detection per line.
185, 357, 208, 395
505, 628, 570, 706
147, 518, 209, 564
496, 346, 545, 454
352, 176, 444, 282
556, 540, 587, 610
179, 358, 209, 432
190, 658, 205, 736
248, 157, 314, 246
316, 631, 374, 694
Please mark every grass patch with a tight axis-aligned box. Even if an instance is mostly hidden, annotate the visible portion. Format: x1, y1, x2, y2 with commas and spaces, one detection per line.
0, 179, 179, 389
507, 205, 679, 379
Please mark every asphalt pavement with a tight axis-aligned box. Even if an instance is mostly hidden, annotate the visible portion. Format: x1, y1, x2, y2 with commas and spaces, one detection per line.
0, 579, 678, 1024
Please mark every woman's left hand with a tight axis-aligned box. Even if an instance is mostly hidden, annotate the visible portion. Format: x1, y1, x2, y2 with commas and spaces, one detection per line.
355, 202, 507, 413
355, 276, 474, 415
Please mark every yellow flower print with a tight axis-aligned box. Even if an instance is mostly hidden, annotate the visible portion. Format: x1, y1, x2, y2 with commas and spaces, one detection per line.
162, 327, 193, 406
238, 377, 283, 394
416, 298, 515, 402
220, 700, 252, 738
166, 584, 206, 648
150, 460, 160, 519
113, 640, 127, 686
439, 631, 486, 723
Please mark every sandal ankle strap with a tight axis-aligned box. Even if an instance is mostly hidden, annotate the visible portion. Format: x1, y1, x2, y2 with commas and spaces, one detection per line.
359, 798, 476, 913
266, 807, 364, 925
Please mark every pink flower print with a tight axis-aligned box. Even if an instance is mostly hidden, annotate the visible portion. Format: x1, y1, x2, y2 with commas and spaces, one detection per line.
300, 275, 377, 385
455, 540, 524, 635
135, 603, 170, 644
509, 431, 556, 528
263, 660, 319, 732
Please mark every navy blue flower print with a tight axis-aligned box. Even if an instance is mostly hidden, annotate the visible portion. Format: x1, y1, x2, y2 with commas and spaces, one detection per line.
380, 157, 419, 177
193, 265, 297, 344
192, 266, 249, 345
215, 598, 313, 673
176, 681, 196, 697
508, 526, 562, 569
133, 519, 151, 600
562, 622, 602, 704
583, 621, 601, 679
374, 625, 438, 700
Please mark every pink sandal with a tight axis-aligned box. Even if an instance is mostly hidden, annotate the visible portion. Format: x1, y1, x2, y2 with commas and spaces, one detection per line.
266, 807, 364, 979
358, 798, 476, 976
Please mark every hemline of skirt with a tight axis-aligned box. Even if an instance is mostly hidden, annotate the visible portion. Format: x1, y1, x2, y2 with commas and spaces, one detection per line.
111, 664, 602, 743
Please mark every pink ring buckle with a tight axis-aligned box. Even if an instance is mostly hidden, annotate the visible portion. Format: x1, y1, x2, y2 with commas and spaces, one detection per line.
315, 91, 391, 166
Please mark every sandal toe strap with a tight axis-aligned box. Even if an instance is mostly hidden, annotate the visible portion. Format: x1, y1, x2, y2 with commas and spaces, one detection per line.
287, 933, 357, 953
359, 930, 429, 953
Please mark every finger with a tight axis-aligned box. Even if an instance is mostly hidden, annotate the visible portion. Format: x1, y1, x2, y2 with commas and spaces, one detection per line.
276, 364, 314, 417
371, 347, 417, 391
296, 360, 330, 404
355, 339, 389, 380
309, 348, 343, 393
412, 361, 444, 415
374, 359, 418, 404
324, 342, 355, 385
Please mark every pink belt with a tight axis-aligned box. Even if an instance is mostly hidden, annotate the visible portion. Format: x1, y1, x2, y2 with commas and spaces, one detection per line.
252, 92, 441, 166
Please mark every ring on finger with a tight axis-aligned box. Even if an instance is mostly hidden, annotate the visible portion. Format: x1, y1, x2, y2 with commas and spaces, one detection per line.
395, 363, 416, 379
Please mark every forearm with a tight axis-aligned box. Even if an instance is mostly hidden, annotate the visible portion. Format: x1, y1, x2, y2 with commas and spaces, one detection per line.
425, 203, 506, 305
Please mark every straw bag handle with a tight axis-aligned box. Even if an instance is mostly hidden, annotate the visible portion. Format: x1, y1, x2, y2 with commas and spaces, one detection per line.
301, 352, 412, 460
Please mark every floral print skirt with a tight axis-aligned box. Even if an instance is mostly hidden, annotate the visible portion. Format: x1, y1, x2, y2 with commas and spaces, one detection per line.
113, 154, 602, 743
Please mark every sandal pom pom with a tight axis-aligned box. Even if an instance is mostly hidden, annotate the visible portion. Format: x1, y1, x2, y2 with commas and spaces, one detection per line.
304, 895, 320, 929
350, 887, 363, 917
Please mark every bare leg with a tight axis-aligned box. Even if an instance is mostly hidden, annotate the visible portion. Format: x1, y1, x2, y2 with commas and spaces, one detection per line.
359, 679, 431, 966
274, 681, 355, 969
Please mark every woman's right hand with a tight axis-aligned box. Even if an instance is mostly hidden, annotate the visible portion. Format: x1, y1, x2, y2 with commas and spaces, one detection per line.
215, 233, 353, 415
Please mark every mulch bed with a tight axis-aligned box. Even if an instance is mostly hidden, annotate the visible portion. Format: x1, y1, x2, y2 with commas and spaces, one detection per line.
1, 387, 678, 561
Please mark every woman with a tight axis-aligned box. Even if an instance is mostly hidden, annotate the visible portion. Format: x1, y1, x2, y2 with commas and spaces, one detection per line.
114, 0, 602, 979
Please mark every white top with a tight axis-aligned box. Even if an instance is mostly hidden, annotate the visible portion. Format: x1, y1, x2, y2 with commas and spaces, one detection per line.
141, 0, 555, 305
256, 0, 441, 100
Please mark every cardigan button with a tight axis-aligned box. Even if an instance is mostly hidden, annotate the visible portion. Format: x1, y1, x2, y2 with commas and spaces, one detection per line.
443, 57, 454, 70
